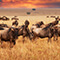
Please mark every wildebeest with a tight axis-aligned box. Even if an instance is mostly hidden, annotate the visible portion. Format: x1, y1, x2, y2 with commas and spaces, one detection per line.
50, 16, 56, 18
0, 23, 8, 28
11, 16, 19, 20
40, 19, 59, 28
47, 16, 49, 18
0, 27, 18, 48
40, 16, 59, 28
18, 20, 33, 43
31, 23, 54, 42
12, 20, 18, 27
50, 16, 60, 40
53, 24, 60, 41
31, 19, 59, 42
2, 16, 9, 20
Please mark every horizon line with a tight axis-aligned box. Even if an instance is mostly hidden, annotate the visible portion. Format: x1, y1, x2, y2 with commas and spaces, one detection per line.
0, 7, 60, 9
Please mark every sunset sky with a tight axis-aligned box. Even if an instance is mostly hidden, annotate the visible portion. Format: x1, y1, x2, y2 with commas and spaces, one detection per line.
0, 0, 60, 8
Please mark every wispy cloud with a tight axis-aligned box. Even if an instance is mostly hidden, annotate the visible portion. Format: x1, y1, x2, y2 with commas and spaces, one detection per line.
0, 0, 60, 8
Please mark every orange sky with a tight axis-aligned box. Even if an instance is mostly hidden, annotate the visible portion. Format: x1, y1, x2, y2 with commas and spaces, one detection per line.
0, 0, 60, 8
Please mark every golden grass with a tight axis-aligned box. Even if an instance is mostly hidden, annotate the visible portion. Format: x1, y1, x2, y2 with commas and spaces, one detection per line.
0, 37, 60, 60
0, 16, 60, 60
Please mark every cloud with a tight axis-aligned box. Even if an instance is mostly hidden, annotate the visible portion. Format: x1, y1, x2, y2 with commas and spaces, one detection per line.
34, 2, 60, 7
0, 0, 60, 8
46, 2, 60, 6
0, 0, 2, 2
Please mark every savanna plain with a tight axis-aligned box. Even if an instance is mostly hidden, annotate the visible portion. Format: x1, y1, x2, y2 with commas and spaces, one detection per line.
0, 8, 60, 60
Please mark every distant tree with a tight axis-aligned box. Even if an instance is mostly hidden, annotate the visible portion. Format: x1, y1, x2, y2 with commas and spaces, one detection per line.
32, 8, 36, 11
27, 12, 31, 15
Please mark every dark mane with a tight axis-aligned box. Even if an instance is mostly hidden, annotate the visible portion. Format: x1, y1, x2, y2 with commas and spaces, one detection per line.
0, 27, 4, 30
43, 23, 52, 30
35, 24, 40, 27
8, 28, 11, 33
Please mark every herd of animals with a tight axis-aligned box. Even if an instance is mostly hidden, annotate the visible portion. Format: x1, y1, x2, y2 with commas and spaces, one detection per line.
0, 16, 60, 48
0, 16, 19, 20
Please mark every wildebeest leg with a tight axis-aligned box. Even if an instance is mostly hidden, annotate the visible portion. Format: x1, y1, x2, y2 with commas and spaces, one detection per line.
0, 38, 1, 47
56, 34, 59, 40
48, 32, 52, 42
0, 39, 3, 48
23, 36, 25, 43
53, 34, 55, 41
32, 33, 36, 41
1, 41, 3, 48
54, 33, 58, 41
48, 37, 51, 42
13, 40, 16, 45
10, 39, 13, 48
23, 33, 26, 43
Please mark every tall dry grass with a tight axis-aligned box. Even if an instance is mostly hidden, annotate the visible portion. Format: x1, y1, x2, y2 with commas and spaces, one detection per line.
0, 37, 60, 60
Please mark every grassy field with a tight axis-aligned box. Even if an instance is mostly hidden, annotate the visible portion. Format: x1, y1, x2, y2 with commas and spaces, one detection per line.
0, 16, 60, 60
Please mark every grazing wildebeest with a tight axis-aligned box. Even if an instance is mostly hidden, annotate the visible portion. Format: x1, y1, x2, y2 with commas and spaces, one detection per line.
2, 16, 9, 20
18, 20, 32, 43
12, 20, 18, 27
0, 23, 8, 28
11, 16, 19, 20
47, 16, 49, 18
12, 18, 19, 20
0, 27, 18, 48
50, 16, 56, 18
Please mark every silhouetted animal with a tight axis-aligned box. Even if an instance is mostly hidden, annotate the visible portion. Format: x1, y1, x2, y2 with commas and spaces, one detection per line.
0, 23, 8, 28
11, 16, 19, 20
50, 16, 56, 18
12, 20, 18, 26
47, 16, 49, 18
2, 16, 9, 20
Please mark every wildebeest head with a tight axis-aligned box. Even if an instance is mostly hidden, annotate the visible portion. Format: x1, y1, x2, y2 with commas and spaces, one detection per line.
50, 27, 54, 32
38, 21, 44, 26
36, 21, 44, 28
12, 20, 18, 26
25, 20, 29, 27
43, 23, 53, 30
55, 16, 59, 21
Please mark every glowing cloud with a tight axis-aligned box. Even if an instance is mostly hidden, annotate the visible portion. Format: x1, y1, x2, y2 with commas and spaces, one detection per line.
0, 0, 60, 8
